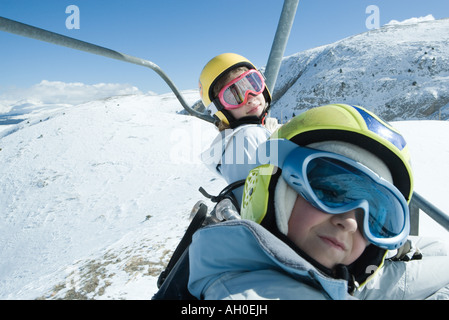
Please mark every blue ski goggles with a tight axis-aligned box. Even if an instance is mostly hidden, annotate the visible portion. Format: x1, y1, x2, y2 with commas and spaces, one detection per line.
260, 139, 410, 250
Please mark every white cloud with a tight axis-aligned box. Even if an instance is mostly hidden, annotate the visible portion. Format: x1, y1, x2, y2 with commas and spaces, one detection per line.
386, 14, 435, 26
0, 101, 11, 114
0, 80, 142, 109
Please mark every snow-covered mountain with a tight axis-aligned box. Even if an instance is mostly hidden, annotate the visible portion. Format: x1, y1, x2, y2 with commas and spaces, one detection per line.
0, 91, 226, 299
0, 18, 448, 300
271, 18, 449, 122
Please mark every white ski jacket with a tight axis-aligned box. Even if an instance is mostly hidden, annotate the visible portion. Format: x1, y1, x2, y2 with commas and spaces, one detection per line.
354, 236, 449, 300
201, 124, 272, 204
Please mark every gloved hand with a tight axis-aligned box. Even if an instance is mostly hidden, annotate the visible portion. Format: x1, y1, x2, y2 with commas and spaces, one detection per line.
390, 239, 423, 261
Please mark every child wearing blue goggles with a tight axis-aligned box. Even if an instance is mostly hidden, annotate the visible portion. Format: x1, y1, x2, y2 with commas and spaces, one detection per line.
278, 140, 409, 249
186, 105, 449, 300
254, 137, 410, 269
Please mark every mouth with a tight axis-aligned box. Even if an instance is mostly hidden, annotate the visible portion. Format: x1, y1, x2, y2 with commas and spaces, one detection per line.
247, 105, 261, 115
319, 236, 346, 251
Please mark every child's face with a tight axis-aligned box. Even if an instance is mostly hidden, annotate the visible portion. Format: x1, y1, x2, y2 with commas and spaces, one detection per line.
287, 195, 369, 269
223, 70, 266, 120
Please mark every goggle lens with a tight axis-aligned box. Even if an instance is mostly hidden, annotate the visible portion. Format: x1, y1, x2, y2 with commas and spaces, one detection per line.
306, 157, 405, 238
218, 70, 265, 110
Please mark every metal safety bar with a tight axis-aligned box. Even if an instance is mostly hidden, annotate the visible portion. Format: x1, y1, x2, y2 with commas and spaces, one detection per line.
0, 16, 215, 123
264, 0, 300, 96
409, 191, 449, 235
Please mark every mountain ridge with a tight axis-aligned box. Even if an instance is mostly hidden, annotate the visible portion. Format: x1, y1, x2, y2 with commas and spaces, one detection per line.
271, 18, 449, 121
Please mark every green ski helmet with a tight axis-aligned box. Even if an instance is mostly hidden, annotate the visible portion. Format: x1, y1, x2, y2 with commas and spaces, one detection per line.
240, 104, 414, 228
199, 53, 272, 126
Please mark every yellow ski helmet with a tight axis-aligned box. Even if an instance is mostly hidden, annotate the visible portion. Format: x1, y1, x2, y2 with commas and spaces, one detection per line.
240, 104, 414, 225
199, 53, 272, 125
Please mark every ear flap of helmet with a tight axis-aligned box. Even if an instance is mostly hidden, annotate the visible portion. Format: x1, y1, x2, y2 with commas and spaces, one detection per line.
206, 100, 236, 126
241, 164, 275, 223
215, 110, 230, 125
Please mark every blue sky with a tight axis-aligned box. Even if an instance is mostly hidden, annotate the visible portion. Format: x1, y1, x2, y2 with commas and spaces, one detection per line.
1, 0, 448, 96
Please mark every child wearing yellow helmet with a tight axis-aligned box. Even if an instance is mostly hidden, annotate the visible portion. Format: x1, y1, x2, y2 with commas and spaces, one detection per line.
188, 104, 449, 300
199, 53, 273, 129
200, 53, 279, 204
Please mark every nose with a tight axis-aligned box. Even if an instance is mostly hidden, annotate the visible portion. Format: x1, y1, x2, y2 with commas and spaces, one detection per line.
246, 93, 257, 104
330, 210, 359, 233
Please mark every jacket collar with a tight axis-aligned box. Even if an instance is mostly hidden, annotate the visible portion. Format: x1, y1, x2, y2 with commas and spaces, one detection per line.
197, 220, 352, 300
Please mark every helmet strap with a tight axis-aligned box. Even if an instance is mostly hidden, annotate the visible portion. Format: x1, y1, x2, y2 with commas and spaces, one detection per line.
260, 112, 268, 125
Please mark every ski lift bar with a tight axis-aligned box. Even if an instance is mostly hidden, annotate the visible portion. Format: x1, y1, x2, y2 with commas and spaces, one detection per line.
410, 191, 449, 234
0, 16, 215, 123
264, 0, 299, 96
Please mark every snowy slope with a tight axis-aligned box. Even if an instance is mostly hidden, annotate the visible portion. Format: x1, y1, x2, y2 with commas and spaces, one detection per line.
0, 91, 225, 299
271, 18, 449, 122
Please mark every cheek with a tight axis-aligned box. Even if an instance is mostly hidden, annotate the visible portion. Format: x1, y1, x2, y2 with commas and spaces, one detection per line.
228, 107, 246, 119
345, 232, 369, 265
255, 93, 266, 104
287, 196, 327, 245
